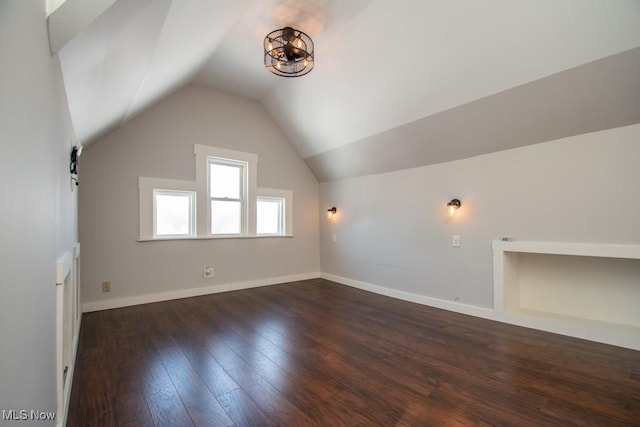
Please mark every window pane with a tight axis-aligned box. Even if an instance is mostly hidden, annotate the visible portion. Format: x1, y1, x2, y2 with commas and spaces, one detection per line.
156, 193, 191, 235
257, 198, 283, 234
210, 163, 241, 198
211, 200, 241, 234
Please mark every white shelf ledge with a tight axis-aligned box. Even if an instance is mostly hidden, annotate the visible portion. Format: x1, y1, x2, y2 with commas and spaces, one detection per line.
492, 240, 640, 259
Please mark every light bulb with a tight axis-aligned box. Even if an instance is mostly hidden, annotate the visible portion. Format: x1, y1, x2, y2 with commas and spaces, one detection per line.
447, 199, 461, 216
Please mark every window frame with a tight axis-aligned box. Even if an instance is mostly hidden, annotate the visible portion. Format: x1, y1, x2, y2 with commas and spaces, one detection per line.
195, 145, 258, 237
152, 188, 196, 239
256, 188, 293, 236
138, 145, 293, 241
256, 196, 284, 235
138, 177, 197, 241
207, 157, 248, 236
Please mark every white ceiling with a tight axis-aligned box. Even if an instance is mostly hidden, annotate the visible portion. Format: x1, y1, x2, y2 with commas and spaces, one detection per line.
51, 0, 640, 174
193, 0, 373, 101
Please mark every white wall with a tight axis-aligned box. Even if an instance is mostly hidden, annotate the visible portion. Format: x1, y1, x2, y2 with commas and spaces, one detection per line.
320, 124, 640, 309
79, 84, 320, 307
0, 0, 78, 424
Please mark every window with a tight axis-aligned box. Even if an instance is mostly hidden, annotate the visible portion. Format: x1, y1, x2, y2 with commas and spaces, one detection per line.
208, 159, 247, 235
257, 196, 284, 235
138, 177, 196, 241
255, 188, 293, 236
138, 145, 293, 240
153, 189, 195, 238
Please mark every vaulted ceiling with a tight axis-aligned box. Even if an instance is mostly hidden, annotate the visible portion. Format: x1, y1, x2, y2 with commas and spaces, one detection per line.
50, 0, 640, 181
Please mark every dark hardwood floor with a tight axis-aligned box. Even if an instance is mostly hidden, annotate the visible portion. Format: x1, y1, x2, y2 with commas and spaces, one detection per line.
67, 279, 640, 426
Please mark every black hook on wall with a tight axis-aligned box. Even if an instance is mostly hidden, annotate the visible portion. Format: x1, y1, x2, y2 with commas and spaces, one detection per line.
70, 145, 83, 186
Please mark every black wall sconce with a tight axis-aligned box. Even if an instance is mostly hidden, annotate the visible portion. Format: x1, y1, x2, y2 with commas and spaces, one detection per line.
70, 145, 83, 186
327, 207, 337, 219
447, 199, 461, 216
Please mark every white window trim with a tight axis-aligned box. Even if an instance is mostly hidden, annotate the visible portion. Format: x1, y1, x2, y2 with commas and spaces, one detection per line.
195, 144, 258, 237
257, 196, 284, 236
138, 145, 293, 241
207, 157, 248, 237
139, 177, 196, 240
256, 188, 293, 236
153, 189, 196, 239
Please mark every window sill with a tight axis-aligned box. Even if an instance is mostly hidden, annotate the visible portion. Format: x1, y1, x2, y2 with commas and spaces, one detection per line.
137, 234, 294, 242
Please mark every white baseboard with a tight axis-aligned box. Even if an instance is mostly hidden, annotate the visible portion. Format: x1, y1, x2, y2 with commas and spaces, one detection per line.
82, 272, 321, 312
320, 272, 494, 319
320, 272, 640, 351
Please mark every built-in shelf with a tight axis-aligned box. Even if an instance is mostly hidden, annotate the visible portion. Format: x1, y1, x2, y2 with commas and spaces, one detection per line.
492, 240, 640, 259
492, 240, 640, 351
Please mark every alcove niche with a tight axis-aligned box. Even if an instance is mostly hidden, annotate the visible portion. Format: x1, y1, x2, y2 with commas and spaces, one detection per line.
492, 240, 640, 350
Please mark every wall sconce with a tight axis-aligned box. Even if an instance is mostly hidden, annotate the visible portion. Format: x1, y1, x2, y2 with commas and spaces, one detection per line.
447, 199, 461, 216
327, 207, 337, 219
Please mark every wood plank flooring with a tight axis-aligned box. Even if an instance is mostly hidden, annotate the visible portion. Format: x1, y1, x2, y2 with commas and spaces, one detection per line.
67, 279, 640, 426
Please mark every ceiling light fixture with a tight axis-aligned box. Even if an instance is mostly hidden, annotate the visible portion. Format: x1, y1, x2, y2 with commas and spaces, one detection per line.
264, 26, 314, 77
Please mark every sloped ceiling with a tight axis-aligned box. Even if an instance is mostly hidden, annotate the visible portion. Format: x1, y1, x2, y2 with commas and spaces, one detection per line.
51, 0, 640, 181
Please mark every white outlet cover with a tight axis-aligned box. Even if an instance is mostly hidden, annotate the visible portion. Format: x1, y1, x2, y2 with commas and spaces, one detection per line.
452, 235, 461, 247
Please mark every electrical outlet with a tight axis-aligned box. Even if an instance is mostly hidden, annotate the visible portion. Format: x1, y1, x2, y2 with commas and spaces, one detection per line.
452, 235, 461, 247
332, 234, 337, 243
203, 266, 215, 278
101, 281, 111, 293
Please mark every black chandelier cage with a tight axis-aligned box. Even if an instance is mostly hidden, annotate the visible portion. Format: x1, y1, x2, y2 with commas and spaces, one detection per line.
264, 26, 314, 77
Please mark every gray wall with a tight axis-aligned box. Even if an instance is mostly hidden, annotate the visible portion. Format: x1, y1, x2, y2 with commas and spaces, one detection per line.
320, 124, 640, 309
0, 1, 78, 425
79, 84, 320, 305
305, 47, 640, 182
